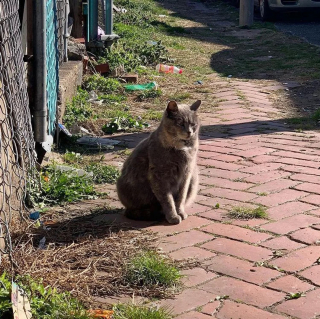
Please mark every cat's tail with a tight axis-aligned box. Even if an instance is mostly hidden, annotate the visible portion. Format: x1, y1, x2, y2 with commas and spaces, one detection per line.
125, 206, 164, 221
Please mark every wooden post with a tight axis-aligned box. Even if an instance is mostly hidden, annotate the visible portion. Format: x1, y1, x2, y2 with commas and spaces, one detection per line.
239, 0, 254, 27
70, 0, 83, 38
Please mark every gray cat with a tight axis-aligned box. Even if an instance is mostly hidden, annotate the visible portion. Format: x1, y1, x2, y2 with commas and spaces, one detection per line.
116, 100, 201, 224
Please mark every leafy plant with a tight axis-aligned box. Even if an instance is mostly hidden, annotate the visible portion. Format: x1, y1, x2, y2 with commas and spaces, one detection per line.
142, 110, 163, 121
63, 151, 83, 165
137, 89, 162, 101
125, 251, 181, 288
64, 88, 92, 128
0, 274, 92, 319
227, 206, 268, 220
83, 75, 122, 93
286, 292, 305, 300
113, 303, 172, 319
27, 165, 96, 206
102, 115, 149, 134
86, 163, 120, 184
98, 94, 127, 103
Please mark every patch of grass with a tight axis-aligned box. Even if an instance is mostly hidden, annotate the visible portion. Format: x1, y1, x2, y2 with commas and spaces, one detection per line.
86, 163, 120, 184
142, 109, 163, 121
228, 206, 268, 220
125, 251, 181, 288
83, 74, 122, 94
64, 88, 92, 128
98, 94, 127, 103
63, 151, 83, 165
26, 164, 96, 207
113, 303, 172, 319
0, 273, 91, 319
168, 92, 191, 102
137, 89, 162, 101
286, 292, 305, 300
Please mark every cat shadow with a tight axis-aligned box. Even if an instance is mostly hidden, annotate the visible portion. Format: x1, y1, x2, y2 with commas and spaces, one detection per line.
31, 207, 160, 246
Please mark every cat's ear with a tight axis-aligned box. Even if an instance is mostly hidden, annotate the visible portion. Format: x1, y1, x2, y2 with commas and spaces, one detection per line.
167, 101, 178, 113
190, 100, 201, 111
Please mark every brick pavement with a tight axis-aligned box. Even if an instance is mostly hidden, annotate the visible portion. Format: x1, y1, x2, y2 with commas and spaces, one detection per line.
100, 74, 320, 318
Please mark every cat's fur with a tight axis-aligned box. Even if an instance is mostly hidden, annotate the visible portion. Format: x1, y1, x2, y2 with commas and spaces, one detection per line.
117, 100, 201, 224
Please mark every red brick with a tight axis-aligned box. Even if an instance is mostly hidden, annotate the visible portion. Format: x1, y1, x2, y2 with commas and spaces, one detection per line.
201, 301, 220, 316
175, 311, 212, 319
272, 150, 319, 161
200, 176, 253, 190
197, 196, 242, 209
216, 300, 286, 319
201, 187, 257, 202
181, 268, 217, 287
267, 275, 314, 293
199, 277, 285, 308
199, 209, 229, 221
233, 147, 275, 158
201, 223, 271, 243
186, 203, 210, 215
206, 255, 280, 284
301, 194, 320, 206
169, 247, 216, 261
147, 216, 212, 236
282, 165, 320, 176
273, 246, 320, 272
243, 170, 291, 184
214, 154, 245, 163
232, 218, 269, 227
299, 265, 320, 285
295, 182, 320, 195
160, 288, 214, 315
201, 237, 272, 261
240, 163, 284, 174
200, 168, 249, 180
267, 201, 317, 220
220, 113, 252, 121
261, 236, 305, 250
248, 179, 298, 194
261, 214, 320, 235
159, 230, 214, 253
251, 155, 280, 164
276, 158, 320, 169
198, 158, 244, 171
254, 189, 308, 207
290, 227, 320, 244
275, 289, 320, 319
291, 173, 320, 184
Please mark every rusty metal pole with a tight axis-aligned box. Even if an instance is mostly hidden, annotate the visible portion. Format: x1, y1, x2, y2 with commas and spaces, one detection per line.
239, 0, 254, 27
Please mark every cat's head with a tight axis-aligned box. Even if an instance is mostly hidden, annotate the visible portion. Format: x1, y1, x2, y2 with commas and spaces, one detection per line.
162, 100, 201, 141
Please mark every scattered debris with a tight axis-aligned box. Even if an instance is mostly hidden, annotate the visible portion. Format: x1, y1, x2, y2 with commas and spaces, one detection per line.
118, 73, 138, 83
89, 309, 114, 318
227, 75, 232, 78
147, 41, 158, 46
215, 295, 229, 300
38, 237, 46, 250
55, 165, 94, 178
94, 63, 110, 75
194, 80, 203, 85
29, 211, 40, 221
11, 282, 32, 319
77, 136, 121, 149
58, 123, 72, 137
156, 64, 182, 74
286, 292, 305, 300
67, 37, 87, 61
88, 91, 99, 101
125, 82, 158, 91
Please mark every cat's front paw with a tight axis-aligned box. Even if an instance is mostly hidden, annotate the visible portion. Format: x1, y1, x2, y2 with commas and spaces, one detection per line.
178, 208, 188, 220
166, 214, 182, 225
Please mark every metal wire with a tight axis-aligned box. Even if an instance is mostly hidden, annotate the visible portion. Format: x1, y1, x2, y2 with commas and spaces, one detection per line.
56, 0, 66, 65
0, 0, 36, 263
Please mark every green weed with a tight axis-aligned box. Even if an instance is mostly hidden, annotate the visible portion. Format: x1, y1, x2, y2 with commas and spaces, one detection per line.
142, 109, 163, 121
26, 165, 96, 207
125, 251, 181, 288
102, 115, 149, 133
98, 94, 127, 103
228, 206, 268, 220
113, 303, 172, 319
86, 163, 120, 184
83, 74, 122, 93
168, 92, 191, 101
0, 273, 91, 319
63, 151, 83, 165
137, 89, 162, 101
286, 292, 305, 300
64, 88, 92, 128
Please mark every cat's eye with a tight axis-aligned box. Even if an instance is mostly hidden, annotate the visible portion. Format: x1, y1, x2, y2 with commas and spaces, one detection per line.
176, 120, 184, 127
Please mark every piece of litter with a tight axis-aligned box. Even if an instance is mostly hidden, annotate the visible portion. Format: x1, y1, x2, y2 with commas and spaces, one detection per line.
124, 82, 158, 91
41, 135, 53, 153
194, 80, 203, 85
98, 26, 105, 36
147, 40, 157, 45
58, 123, 72, 137
227, 75, 232, 78
89, 309, 114, 318
77, 136, 121, 149
29, 211, 40, 220
38, 237, 46, 249
55, 165, 94, 178
158, 14, 167, 17
88, 91, 98, 101
12, 282, 32, 319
